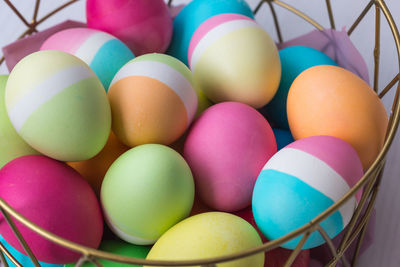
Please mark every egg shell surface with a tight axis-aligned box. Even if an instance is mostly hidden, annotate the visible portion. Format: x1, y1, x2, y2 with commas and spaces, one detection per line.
41, 27, 135, 90
86, 0, 172, 55
68, 131, 129, 196
0, 75, 40, 168
0, 155, 103, 264
146, 212, 264, 267
167, 0, 254, 65
261, 46, 337, 129
65, 240, 151, 267
189, 14, 281, 108
252, 136, 364, 249
108, 53, 198, 147
101, 144, 195, 245
5, 50, 111, 162
287, 65, 388, 170
184, 102, 277, 212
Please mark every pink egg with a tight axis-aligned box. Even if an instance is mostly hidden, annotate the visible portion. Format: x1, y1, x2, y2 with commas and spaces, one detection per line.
86, 0, 172, 55
183, 102, 277, 212
0, 155, 103, 264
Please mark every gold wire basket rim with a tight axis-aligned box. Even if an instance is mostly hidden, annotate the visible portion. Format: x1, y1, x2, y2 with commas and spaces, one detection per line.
0, 0, 399, 266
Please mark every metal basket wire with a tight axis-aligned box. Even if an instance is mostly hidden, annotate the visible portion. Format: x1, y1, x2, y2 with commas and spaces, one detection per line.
0, 0, 399, 266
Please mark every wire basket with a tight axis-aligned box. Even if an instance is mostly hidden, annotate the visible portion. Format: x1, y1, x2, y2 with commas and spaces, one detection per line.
0, 0, 399, 266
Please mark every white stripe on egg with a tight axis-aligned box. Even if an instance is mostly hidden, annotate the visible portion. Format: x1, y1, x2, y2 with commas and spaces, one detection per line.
264, 147, 356, 225
110, 60, 197, 126
189, 19, 261, 72
75, 32, 114, 65
8, 65, 94, 132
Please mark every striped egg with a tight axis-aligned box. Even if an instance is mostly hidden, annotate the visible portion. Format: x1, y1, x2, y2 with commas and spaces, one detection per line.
167, 0, 254, 65
41, 28, 135, 90
108, 53, 197, 147
252, 136, 364, 249
5, 50, 111, 162
188, 13, 281, 108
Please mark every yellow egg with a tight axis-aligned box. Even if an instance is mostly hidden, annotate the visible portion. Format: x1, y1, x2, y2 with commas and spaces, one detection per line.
146, 212, 264, 267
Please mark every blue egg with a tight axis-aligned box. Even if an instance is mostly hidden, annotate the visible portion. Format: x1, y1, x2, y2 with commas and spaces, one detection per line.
167, 0, 254, 66
259, 46, 338, 129
0, 234, 62, 267
272, 128, 294, 150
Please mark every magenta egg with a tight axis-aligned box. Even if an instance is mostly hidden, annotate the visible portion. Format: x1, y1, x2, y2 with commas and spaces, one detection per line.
0, 155, 103, 264
183, 102, 277, 212
86, 0, 172, 55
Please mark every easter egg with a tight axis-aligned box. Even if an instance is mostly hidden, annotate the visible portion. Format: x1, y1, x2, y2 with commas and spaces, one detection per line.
234, 207, 310, 267
184, 102, 277, 212
261, 46, 337, 129
273, 128, 294, 150
0, 234, 62, 267
65, 240, 150, 267
108, 53, 197, 147
41, 28, 135, 89
68, 131, 129, 196
101, 144, 194, 245
252, 136, 364, 249
146, 212, 264, 267
168, 0, 254, 65
0, 155, 103, 264
188, 14, 281, 108
0, 75, 40, 168
287, 65, 388, 169
5, 50, 111, 162
86, 0, 172, 55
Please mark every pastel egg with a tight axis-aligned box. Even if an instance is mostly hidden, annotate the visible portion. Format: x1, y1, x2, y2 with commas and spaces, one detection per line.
272, 128, 294, 150
41, 28, 135, 89
5, 50, 111, 162
0, 75, 40, 168
0, 234, 62, 267
287, 65, 388, 169
86, 0, 172, 55
167, 0, 254, 65
146, 212, 264, 267
108, 53, 197, 147
184, 102, 277, 212
188, 14, 281, 108
252, 136, 364, 249
101, 144, 194, 245
68, 131, 129, 196
260, 46, 337, 129
0, 155, 103, 264
65, 240, 150, 267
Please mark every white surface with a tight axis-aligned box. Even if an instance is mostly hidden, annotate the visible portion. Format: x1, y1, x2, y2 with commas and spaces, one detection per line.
0, 0, 400, 266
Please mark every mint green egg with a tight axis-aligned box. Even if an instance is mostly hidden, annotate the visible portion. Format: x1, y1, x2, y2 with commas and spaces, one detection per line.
65, 240, 151, 267
0, 75, 40, 168
5, 50, 111, 162
101, 144, 195, 245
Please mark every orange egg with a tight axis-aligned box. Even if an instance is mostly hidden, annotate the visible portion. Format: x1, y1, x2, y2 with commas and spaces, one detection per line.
68, 132, 129, 196
287, 65, 388, 170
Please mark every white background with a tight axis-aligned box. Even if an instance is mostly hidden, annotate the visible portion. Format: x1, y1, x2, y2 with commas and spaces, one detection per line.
0, 0, 399, 266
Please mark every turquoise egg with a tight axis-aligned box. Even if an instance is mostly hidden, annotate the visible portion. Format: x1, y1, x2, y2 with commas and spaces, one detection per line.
167, 0, 254, 66
0, 234, 61, 267
260, 46, 338, 129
